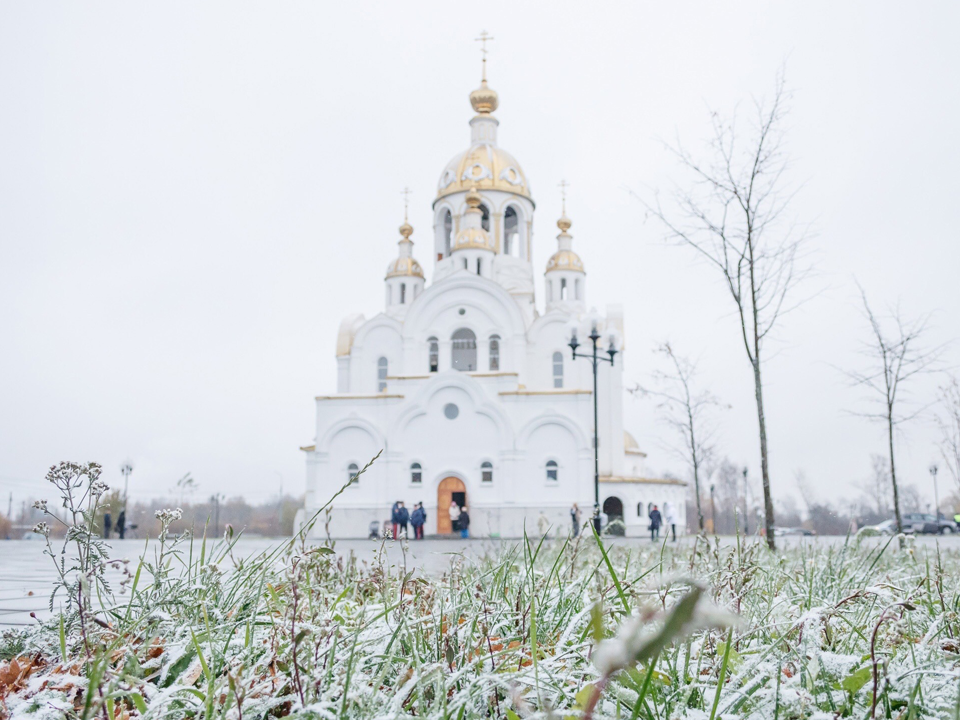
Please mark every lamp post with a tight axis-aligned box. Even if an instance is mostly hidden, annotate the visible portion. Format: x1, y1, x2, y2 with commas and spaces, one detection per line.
568, 314, 618, 533
120, 460, 134, 513
930, 463, 940, 523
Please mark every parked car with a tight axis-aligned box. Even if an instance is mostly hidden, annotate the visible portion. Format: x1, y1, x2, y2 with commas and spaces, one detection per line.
774, 526, 815, 536
863, 519, 897, 535
894, 513, 955, 535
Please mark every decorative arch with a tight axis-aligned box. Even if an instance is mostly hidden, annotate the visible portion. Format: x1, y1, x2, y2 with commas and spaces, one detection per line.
317, 415, 384, 454
517, 412, 590, 451
390, 373, 516, 450
502, 204, 524, 258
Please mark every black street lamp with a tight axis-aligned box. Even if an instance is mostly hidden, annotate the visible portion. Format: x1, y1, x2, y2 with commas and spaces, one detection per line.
568, 316, 618, 533
930, 463, 940, 522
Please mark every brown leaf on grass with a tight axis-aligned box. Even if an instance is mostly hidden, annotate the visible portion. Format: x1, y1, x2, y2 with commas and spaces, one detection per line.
182, 660, 204, 687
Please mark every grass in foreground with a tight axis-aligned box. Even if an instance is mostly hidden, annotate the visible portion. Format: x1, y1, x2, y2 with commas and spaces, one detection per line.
2, 464, 960, 719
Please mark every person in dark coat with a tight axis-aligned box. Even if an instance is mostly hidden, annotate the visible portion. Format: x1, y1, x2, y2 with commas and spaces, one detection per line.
390, 501, 401, 539
570, 503, 581, 537
397, 502, 410, 538
410, 502, 426, 539
103, 512, 112, 539
117, 510, 126, 540
458, 506, 470, 539
648, 505, 662, 542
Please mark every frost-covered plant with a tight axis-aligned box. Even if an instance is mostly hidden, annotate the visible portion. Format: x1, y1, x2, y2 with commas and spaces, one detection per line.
33, 462, 112, 619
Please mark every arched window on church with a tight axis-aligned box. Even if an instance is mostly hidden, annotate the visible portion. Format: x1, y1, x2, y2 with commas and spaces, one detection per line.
400, 283, 406, 304
477, 258, 482, 275
410, 462, 422, 484
489, 334, 500, 371
377, 357, 388, 392
348, 463, 359, 484
575, 278, 581, 300
504, 206, 520, 256
481, 461, 493, 483
560, 278, 568, 301
552, 352, 563, 388
443, 210, 453, 257
546, 460, 558, 482
428, 337, 439, 373
479, 203, 491, 232
451, 328, 477, 371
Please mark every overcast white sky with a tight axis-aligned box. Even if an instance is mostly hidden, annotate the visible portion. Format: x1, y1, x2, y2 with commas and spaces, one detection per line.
1, 2, 958, 515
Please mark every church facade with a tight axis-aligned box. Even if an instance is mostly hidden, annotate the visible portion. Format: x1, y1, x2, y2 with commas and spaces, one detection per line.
299, 67, 686, 538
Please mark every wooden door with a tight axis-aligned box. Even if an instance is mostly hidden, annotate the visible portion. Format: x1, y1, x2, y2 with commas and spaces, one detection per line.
437, 477, 466, 534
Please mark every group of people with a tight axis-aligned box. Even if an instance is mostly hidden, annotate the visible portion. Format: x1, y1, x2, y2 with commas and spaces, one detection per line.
568, 502, 680, 541
646, 503, 679, 542
388, 500, 470, 539
447, 502, 470, 538
102, 510, 126, 539
390, 501, 427, 539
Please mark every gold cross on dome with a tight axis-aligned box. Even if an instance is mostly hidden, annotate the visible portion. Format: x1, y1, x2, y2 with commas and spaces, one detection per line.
558, 179, 570, 214
400, 186, 412, 221
475, 30, 494, 81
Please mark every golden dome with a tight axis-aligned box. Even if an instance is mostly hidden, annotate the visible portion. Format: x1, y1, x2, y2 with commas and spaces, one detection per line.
469, 79, 499, 114
545, 249, 585, 274
385, 220, 424, 279
545, 213, 584, 273
436, 144, 530, 202
452, 186, 495, 251
385, 256, 424, 279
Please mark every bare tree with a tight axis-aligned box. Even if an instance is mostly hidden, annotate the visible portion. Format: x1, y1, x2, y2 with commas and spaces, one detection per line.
844, 289, 943, 536
857, 454, 892, 518
936, 375, 960, 497
636, 73, 810, 549
631, 343, 725, 533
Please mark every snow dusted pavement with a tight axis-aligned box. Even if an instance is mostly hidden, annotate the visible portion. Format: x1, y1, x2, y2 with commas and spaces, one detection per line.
2, 533, 958, 627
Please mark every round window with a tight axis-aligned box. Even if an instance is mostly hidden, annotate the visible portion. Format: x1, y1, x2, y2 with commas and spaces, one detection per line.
443, 403, 459, 419
458, 308, 466, 315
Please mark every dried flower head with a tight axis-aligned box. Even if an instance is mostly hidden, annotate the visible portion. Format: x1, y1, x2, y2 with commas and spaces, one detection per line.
33, 500, 48, 513
155, 508, 183, 523
33, 522, 50, 538
90, 480, 109, 496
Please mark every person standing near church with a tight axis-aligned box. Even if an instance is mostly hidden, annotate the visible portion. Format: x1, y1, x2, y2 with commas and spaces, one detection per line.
448, 502, 461, 535
410, 502, 426, 539
648, 505, 662, 542
664, 503, 677, 542
390, 501, 401, 539
458, 506, 470, 538
117, 510, 126, 540
570, 503, 581, 537
397, 501, 409, 538
103, 511, 112, 540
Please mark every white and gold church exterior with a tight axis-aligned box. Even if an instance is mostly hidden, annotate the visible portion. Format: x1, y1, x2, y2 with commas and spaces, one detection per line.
300, 67, 686, 538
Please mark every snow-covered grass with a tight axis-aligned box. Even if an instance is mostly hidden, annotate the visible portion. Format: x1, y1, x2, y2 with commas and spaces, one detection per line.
3, 465, 960, 718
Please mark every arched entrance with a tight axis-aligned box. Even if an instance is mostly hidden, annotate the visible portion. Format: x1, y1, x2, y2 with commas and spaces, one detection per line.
437, 477, 467, 534
603, 496, 625, 536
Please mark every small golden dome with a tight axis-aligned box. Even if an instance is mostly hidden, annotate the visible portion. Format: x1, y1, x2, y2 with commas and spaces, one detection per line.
465, 186, 482, 208
385, 257, 424, 279
399, 221, 413, 239
545, 249, 585, 274
557, 214, 572, 232
469, 79, 499, 114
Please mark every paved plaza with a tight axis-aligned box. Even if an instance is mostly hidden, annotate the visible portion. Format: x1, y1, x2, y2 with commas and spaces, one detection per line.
2, 533, 958, 628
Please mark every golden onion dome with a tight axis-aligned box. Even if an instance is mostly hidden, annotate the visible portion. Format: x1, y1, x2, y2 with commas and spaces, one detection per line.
469, 79, 499, 114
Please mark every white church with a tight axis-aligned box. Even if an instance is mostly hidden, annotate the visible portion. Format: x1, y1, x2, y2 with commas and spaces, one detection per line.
299, 59, 686, 538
